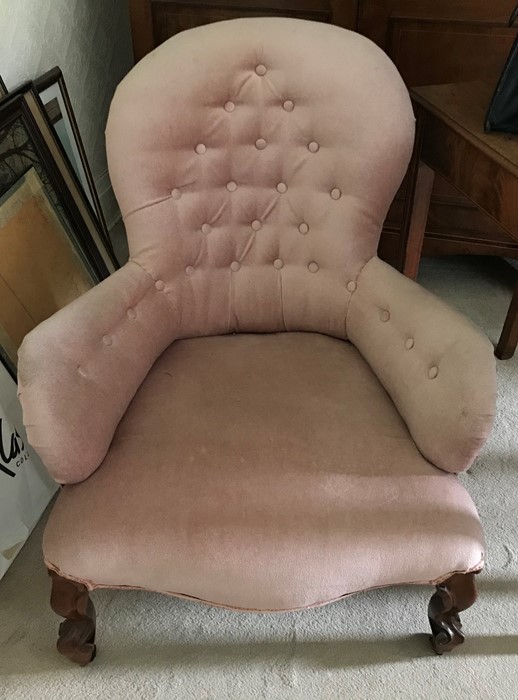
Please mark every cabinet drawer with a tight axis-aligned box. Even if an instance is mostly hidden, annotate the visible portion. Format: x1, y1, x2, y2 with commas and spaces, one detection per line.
152, 0, 330, 44
358, 0, 517, 48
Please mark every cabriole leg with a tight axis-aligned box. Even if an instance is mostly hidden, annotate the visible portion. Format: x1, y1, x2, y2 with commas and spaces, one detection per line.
49, 570, 96, 665
428, 572, 478, 654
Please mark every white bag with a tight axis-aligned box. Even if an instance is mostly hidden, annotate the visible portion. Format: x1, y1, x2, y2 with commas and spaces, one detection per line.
0, 363, 57, 579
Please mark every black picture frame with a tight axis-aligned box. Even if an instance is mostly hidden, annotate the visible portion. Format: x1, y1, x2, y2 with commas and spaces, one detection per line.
0, 75, 7, 100
34, 67, 114, 256
0, 82, 117, 379
0, 82, 117, 274
0, 348, 15, 382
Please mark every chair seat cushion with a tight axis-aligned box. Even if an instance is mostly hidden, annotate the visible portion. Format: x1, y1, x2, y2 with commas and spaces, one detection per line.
43, 333, 484, 611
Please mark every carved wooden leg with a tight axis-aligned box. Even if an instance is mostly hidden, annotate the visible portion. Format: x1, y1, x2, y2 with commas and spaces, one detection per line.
401, 161, 435, 281
49, 570, 96, 665
428, 572, 478, 654
496, 279, 518, 360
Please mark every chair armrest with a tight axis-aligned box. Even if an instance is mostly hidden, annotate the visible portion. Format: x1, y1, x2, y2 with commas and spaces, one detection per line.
17, 261, 176, 484
347, 257, 496, 473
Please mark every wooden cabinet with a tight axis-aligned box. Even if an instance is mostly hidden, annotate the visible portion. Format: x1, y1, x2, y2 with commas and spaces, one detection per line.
358, 1, 518, 262
129, 1, 358, 62
128, 0, 518, 263
358, 1, 514, 49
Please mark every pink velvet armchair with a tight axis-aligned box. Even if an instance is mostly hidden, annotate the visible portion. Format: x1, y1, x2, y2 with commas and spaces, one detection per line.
18, 18, 496, 665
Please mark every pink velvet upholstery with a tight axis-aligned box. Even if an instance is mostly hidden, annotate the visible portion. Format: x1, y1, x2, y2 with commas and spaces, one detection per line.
18, 262, 175, 483
348, 257, 496, 473
18, 17, 420, 483
17, 18, 496, 611
43, 334, 484, 611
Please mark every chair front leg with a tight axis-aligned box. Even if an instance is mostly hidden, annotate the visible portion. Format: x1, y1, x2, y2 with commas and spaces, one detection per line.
49, 569, 97, 665
428, 572, 478, 654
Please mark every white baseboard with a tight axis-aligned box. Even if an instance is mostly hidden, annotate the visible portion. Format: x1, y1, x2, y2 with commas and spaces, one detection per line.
95, 170, 121, 231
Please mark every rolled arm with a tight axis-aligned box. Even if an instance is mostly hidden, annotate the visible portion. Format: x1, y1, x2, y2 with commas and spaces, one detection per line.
17, 261, 177, 484
347, 257, 496, 473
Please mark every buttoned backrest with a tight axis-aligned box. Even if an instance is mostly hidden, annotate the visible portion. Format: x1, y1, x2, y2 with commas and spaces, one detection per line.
106, 18, 415, 340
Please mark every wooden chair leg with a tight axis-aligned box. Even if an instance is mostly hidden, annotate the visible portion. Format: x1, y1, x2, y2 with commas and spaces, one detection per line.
401, 161, 435, 280
496, 279, 518, 360
49, 569, 97, 665
428, 572, 478, 654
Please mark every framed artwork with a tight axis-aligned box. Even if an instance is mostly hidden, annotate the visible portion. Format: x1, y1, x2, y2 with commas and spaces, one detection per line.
0, 83, 116, 378
34, 67, 112, 252
0, 168, 96, 377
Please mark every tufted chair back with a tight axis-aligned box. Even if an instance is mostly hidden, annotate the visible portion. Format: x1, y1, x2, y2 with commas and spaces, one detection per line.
106, 18, 415, 340
18, 17, 497, 490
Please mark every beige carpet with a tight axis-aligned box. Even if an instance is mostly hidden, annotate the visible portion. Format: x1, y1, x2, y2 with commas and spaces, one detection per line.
1, 255, 517, 700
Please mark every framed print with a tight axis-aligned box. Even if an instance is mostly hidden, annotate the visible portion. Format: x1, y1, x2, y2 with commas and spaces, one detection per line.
34, 67, 112, 251
0, 82, 117, 271
0, 83, 116, 377
0, 168, 96, 376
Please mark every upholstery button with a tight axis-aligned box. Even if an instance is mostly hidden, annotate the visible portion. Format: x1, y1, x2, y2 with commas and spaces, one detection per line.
283, 99, 294, 112
155, 280, 165, 291
428, 366, 439, 379
405, 338, 415, 350
276, 182, 287, 193
298, 222, 309, 234
380, 309, 390, 322
308, 141, 320, 153
255, 64, 267, 76
255, 138, 267, 150
308, 262, 319, 273
185, 266, 194, 276
195, 143, 206, 154
201, 223, 211, 234
127, 308, 137, 320
330, 188, 342, 200
230, 261, 241, 272
102, 335, 112, 346
224, 101, 235, 112
251, 219, 262, 231
346, 281, 357, 293
171, 188, 182, 200
273, 259, 284, 270
226, 181, 237, 192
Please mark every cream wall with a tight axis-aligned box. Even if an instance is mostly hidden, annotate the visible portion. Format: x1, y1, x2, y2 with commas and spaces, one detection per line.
0, 0, 134, 228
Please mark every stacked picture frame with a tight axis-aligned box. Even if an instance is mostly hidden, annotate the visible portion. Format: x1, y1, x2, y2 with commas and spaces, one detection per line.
0, 71, 119, 380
